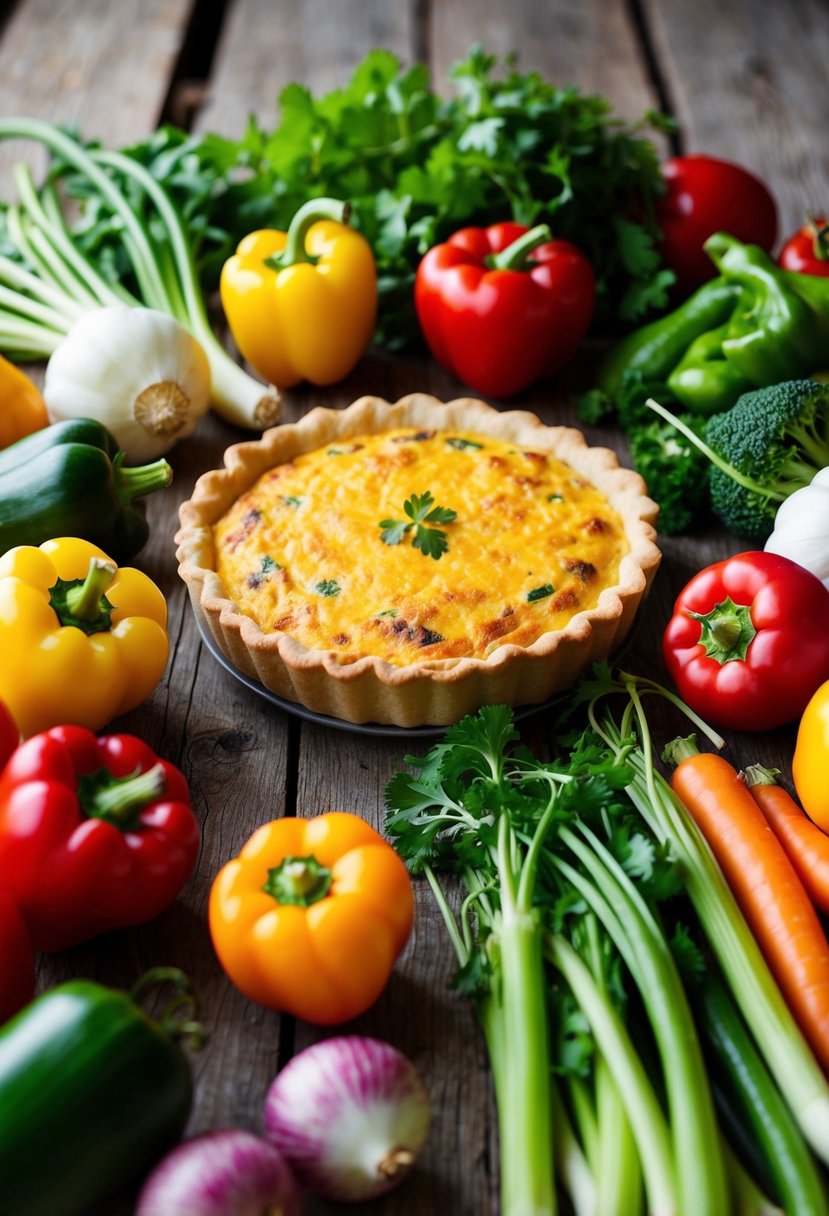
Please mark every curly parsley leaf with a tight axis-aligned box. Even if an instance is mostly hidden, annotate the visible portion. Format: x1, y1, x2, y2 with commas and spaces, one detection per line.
380, 490, 457, 560
112, 46, 673, 349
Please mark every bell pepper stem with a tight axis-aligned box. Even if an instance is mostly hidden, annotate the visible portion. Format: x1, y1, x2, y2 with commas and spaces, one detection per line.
687, 596, 757, 664
113, 453, 172, 505
49, 560, 117, 635
81, 760, 166, 824
486, 223, 552, 272
129, 967, 205, 1050
263, 854, 333, 906
808, 216, 829, 262
266, 197, 350, 270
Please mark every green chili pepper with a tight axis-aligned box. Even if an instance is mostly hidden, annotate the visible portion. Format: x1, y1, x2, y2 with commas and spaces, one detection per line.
596, 278, 742, 404
666, 322, 754, 415
707, 231, 829, 384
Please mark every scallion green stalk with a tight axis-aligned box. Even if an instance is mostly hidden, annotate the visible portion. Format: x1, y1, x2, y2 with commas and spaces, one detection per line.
0, 117, 281, 430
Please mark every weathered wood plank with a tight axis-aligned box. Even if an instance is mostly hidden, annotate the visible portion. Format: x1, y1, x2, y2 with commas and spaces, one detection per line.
0, 0, 194, 189
643, 0, 829, 234
196, 0, 420, 137
429, 0, 662, 124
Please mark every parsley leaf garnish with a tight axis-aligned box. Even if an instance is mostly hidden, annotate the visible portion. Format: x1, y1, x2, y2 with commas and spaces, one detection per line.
315, 579, 341, 597
379, 491, 457, 560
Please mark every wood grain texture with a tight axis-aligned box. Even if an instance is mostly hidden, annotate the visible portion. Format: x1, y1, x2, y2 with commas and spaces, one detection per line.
195, 0, 419, 136
0, 0, 193, 189
7, 0, 828, 1211
429, 0, 662, 124
643, 0, 829, 233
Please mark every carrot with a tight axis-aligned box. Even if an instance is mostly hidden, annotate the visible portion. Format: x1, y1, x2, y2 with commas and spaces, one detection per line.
663, 734, 829, 1073
745, 764, 829, 915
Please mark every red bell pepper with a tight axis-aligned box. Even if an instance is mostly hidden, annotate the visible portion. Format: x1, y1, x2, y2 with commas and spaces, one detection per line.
779, 217, 829, 279
414, 221, 595, 398
662, 550, 829, 732
0, 888, 34, 1023
0, 726, 200, 950
0, 702, 18, 774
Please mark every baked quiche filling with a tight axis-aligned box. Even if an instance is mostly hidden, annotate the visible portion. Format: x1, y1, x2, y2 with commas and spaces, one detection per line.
212, 428, 629, 665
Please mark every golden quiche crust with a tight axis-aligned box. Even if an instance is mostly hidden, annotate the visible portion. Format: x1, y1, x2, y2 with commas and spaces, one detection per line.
176, 394, 661, 727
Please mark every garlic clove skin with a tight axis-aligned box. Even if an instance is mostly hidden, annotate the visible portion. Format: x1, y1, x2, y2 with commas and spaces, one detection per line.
44, 305, 212, 462
765, 468, 829, 587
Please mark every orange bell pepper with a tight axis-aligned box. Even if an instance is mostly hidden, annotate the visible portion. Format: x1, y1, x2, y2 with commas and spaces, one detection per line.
219, 198, 377, 389
0, 355, 48, 450
209, 811, 414, 1024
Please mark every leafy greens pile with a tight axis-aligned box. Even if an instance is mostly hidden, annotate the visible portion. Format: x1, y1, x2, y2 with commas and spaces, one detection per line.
106, 46, 674, 350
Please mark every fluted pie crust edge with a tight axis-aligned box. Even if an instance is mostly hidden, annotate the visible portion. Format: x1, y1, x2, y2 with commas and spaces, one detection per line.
175, 393, 661, 727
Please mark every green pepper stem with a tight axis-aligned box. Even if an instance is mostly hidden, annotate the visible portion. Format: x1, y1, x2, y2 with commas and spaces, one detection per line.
263, 854, 333, 906
114, 453, 172, 505
808, 216, 829, 262
129, 968, 205, 1050
64, 558, 117, 620
266, 197, 350, 270
486, 223, 552, 272
82, 761, 166, 824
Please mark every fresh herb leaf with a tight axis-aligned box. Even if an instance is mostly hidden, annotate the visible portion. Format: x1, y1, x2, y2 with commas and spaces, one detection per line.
283, 495, 303, 508
446, 436, 484, 451
315, 579, 341, 597
117, 47, 673, 349
380, 490, 457, 560
527, 583, 555, 602
261, 555, 280, 573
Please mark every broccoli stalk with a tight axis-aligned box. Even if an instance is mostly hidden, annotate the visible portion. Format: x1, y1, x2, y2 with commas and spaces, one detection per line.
645, 380, 829, 540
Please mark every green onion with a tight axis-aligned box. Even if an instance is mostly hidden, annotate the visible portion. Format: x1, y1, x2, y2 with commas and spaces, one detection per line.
0, 118, 280, 429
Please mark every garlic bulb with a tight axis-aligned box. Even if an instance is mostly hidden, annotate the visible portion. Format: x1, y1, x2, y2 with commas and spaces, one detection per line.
44, 306, 211, 461
765, 466, 829, 587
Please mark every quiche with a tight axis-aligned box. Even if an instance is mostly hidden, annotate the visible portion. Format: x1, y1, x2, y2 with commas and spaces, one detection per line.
176, 394, 660, 727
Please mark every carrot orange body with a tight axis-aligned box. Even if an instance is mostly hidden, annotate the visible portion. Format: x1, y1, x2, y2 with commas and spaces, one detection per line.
748, 776, 829, 914
670, 749, 829, 1070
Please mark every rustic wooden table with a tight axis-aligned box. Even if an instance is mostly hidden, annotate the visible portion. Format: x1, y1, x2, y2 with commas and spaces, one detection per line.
4, 0, 828, 1212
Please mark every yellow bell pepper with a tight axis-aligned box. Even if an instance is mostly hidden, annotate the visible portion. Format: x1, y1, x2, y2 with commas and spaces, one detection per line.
0, 537, 168, 738
219, 198, 377, 389
793, 679, 829, 831
209, 811, 414, 1025
0, 355, 48, 449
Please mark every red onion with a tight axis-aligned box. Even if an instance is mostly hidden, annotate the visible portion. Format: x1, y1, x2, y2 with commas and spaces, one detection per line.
135, 1129, 300, 1216
263, 1036, 431, 1202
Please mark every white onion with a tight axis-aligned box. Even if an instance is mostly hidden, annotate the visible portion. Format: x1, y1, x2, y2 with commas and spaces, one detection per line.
135, 1129, 300, 1216
263, 1036, 431, 1202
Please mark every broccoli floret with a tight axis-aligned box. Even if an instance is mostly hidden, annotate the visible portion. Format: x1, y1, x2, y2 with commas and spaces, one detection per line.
645, 381, 829, 541
705, 380, 829, 539
629, 415, 712, 534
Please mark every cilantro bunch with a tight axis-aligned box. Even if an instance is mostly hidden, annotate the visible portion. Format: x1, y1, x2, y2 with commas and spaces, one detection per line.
115, 46, 674, 351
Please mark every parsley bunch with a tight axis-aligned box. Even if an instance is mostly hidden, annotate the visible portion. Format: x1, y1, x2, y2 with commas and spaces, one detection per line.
113, 46, 674, 350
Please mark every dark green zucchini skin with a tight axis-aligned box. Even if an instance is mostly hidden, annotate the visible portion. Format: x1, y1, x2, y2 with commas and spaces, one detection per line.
0, 414, 174, 562
0, 416, 119, 474
0, 980, 193, 1216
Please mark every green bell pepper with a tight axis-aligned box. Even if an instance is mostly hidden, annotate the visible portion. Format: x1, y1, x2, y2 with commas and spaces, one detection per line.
0, 419, 170, 561
596, 278, 742, 410
707, 231, 829, 383
0, 968, 201, 1216
598, 233, 829, 419
666, 322, 754, 415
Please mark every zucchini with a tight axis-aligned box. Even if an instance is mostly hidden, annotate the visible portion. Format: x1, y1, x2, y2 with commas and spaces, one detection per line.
0, 416, 119, 473
0, 425, 170, 561
698, 971, 828, 1216
0, 970, 198, 1216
